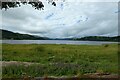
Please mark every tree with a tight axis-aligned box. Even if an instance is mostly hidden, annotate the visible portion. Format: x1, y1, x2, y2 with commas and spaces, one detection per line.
0, 0, 58, 10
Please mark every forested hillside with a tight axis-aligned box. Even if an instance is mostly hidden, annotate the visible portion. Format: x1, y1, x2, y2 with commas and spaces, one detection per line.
0, 29, 49, 40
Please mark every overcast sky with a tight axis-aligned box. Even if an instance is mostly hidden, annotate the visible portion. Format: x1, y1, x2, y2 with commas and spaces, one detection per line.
1, 0, 119, 38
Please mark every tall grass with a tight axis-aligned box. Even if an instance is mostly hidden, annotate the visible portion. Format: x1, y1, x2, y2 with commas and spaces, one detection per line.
2, 44, 118, 78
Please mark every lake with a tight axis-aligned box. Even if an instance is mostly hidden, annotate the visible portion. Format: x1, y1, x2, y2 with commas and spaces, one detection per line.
1, 40, 118, 45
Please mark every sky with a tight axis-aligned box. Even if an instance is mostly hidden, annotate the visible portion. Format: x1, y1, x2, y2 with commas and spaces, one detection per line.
1, 0, 119, 38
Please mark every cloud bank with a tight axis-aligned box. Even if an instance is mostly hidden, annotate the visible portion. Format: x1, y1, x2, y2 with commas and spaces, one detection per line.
1, 1, 118, 38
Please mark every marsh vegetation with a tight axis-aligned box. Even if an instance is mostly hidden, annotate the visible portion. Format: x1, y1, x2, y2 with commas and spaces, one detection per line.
2, 44, 118, 78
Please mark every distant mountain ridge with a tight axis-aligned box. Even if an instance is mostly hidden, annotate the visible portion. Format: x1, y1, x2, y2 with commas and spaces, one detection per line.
0, 29, 49, 40
0, 29, 119, 42
72, 36, 120, 42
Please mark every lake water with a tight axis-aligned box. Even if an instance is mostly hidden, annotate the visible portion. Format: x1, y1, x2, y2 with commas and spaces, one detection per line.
1, 40, 118, 45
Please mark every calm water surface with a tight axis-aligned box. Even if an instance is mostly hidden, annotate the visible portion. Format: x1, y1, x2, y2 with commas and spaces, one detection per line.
1, 40, 118, 45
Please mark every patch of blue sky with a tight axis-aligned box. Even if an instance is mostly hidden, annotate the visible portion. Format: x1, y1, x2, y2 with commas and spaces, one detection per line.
60, 3, 64, 10
115, 9, 120, 13
45, 13, 54, 19
76, 20, 82, 23
84, 18, 88, 21
74, 16, 88, 24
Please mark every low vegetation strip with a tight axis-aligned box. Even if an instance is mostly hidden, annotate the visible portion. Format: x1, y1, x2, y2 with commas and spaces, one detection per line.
2, 44, 118, 78
1, 76, 119, 80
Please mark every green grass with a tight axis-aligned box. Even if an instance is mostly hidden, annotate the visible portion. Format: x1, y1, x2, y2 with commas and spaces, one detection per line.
2, 44, 118, 78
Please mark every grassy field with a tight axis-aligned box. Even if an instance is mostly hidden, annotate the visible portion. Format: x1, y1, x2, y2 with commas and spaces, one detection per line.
2, 44, 118, 78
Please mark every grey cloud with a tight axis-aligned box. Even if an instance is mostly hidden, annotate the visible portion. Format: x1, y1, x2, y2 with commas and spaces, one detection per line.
2, 2, 118, 38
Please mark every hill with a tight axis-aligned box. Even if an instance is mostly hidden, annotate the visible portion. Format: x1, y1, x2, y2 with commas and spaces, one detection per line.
0, 29, 49, 40
0, 29, 119, 41
73, 36, 120, 42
